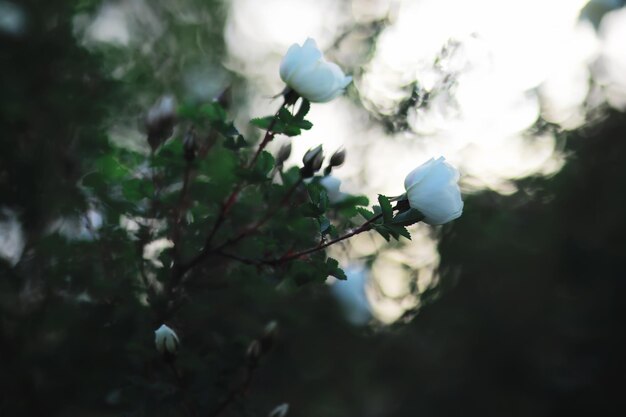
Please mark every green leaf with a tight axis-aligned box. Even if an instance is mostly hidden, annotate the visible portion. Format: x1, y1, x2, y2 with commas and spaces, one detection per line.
386, 224, 412, 240
200, 102, 227, 123
295, 119, 313, 130
278, 107, 294, 123
223, 134, 248, 151
374, 225, 391, 241
95, 155, 129, 180
121, 178, 154, 201
250, 116, 274, 130
279, 166, 301, 188
300, 202, 323, 217
356, 207, 375, 221
391, 208, 424, 227
253, 151, 275, 178
378, 194, 393, 222
326, 257, 347, 280
295, 99, 311, 120
319, 215, 331, 234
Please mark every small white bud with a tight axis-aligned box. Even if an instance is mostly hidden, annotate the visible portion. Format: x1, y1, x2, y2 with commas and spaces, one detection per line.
154, 324, 180, 355
268, 403, 289, 417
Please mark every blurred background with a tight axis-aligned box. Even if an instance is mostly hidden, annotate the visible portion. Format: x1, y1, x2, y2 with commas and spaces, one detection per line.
2, 0, 626, 416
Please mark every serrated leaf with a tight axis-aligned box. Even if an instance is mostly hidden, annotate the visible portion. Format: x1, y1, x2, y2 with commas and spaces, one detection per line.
386, 224, 412, 240
281, 125, 302, 137
250, 116, 275, 129
295, 119, 313, 130
325, 257, 347, 280
356, 207, 375, 220
295, 99, 311, 120
278, 107, 294, 123
378, 194, 393, 222
374, 225, 391, 241
391, 208, 424, 227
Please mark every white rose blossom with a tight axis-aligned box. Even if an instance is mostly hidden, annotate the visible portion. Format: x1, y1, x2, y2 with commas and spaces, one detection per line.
279, 38, 352, 103
154, 324, 180, 355
404, 157, 464, 225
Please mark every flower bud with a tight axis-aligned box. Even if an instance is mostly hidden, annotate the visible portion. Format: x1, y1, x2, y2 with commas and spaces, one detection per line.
146, 95, 177, 151
311, 152, 324, 172
268, 403, 290, 417
154, 324, 180, 355
246, 339, 262, 365
404, 156, 463, 225
276, 143, 292, 166
329, 148, 346, 167
302, 145, 322, 166
260, 320, 279, 353
301, 145, 324, 178
183, 129, 197, 162
280, 38, 352, 103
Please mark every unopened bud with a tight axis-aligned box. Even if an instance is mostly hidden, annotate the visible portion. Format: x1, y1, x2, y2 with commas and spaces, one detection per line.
311, 152, 324, 172
146, 95, 177, 151
329, 148, 346, 167
268, 403, 289, 417
276, 143, 292, 166
246, 339, 262, 365
183, 129, 197, 162
154, 324, 180, 355
301, 145, 324, 178
260, 320, 279, 353
302, 145, 323, 166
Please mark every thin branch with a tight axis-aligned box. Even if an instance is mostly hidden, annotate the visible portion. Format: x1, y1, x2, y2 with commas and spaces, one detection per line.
171, 160, 193, 266
177, 99, 289, 277
209, 368, 255, 417
218, 213, 383, 266
213, 176, 304, 252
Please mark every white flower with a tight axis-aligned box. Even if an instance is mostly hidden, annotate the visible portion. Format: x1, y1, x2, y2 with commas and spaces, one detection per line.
280, 38, 352, 103
154, 324, 180, 354
404, 157, 463, 225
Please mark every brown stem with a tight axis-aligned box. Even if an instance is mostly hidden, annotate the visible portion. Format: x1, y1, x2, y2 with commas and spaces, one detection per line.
213, 177, 304, 252
177, 100, 289, 277
171, 161, 193, 266
209, 368, 255, 417
217, 213, 383, 266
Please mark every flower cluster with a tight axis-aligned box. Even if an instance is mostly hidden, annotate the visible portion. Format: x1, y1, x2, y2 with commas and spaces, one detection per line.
279, 38, 463, 225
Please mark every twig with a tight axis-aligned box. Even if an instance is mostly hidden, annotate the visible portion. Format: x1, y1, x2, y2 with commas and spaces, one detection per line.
217, 213, 383, 266
212, 176, 304, 252
177, 99, 289, 277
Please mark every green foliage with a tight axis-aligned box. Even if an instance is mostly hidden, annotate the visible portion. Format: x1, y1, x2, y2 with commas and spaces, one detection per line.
251, 99, 313, 137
